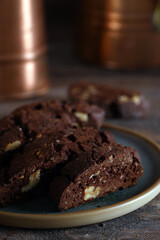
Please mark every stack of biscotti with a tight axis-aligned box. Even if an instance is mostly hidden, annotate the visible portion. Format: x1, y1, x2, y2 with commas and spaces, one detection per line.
0, 99, 143, 210
0, 100, 106, 206
68, 82, 149, 118
0, 127, 115, 207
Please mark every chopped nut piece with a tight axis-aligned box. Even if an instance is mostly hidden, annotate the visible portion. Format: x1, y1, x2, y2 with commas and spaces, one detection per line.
5, 140, 21, 151
118, 95, 141, 105
21, 169, 40, 193
75, 112, 88, 122
132, 95, 141, 105
84, 186, 100, 201
19, 176, 24, 179
109, 155, 114, 162
118, 95, 129, 103
36, 134, 42, 138
95, 170, 100, 176
128, 158, 132, 163
90, 171, 100, 179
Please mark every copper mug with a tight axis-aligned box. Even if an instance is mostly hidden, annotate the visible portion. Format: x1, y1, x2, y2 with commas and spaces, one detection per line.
0, 0, 49, 99
78, 0, 160, 69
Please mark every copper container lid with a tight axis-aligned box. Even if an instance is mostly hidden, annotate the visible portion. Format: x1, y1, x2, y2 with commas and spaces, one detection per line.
0, 0, 49, 99
78, 0, 160, 69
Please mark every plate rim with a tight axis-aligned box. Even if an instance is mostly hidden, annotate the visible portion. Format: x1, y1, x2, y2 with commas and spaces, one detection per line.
0, 123, 160, 228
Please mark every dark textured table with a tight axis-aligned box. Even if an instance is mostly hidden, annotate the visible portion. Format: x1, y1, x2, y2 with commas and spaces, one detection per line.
0, 23, 160, 239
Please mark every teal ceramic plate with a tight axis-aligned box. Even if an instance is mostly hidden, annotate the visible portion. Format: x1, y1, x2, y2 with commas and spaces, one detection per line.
0, 123, 160, 228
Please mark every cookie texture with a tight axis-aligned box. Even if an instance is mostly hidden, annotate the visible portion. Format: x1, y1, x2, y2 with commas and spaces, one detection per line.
49, 143, 143, 211
0, 100, 105, 156
0, 116, 25, 155
68, 82, 149, 118
0, 127, 115, 207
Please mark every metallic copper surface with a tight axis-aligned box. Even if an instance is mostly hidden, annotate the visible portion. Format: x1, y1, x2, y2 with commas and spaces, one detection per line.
0, 56, 49, 100
0, 0, 49, 99
78, 0, 160, 69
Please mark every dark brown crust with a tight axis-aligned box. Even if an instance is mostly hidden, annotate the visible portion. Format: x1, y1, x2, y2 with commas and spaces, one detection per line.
49, 144, 143, 211
68, 82, 149, 118
0, 127, 115, 207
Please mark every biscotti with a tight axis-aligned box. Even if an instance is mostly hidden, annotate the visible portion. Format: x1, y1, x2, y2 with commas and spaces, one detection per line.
50, 143, 143, 211
0, 100, 105, 156
0, 127, 115, 207
68, 82, 148, 118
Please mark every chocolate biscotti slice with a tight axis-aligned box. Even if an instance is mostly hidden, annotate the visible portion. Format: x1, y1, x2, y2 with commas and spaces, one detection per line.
68, 82, 148, 118
0, 127, 115, 207
49, 143, 143, 211
0, 100, 105, 156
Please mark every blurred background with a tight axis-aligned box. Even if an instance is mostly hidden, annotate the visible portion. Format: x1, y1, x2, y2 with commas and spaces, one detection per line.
0, 0, 160, 122
44, 0, 160, 92
45, 0, 160, 70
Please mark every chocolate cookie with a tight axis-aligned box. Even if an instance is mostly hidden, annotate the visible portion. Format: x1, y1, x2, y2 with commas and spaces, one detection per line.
49, 143, 143, 211
68, 82, 149, 118
0, 100, 105, 156
0, 127, 115, 207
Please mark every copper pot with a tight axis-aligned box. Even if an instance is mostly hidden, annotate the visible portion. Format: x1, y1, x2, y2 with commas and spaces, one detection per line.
0, 0, 49, 99
78, 0, 160, 69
